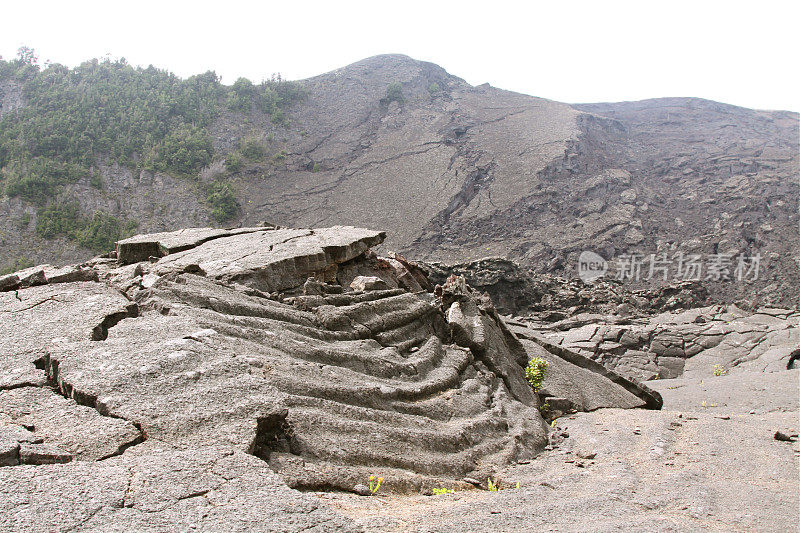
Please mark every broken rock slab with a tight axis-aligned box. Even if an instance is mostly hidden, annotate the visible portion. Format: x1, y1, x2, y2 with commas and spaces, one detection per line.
0, 281, 136, 390
0, 444, 360, 533
153, 226, 386, 292
0, 387, 142, 462
116, 226, 269, 264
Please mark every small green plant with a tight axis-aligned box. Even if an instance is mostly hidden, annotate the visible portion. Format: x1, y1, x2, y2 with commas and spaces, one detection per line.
525, 357, 549, 392
368, 475, 383, 496
539, 401, 550, 415
432, 487, 454, 495
486, 478, 519, 491
18, 212, 31, 228
312, 162, 321, 173
240, 137, 267, 161
270, 150, 287, 164
0, 256, 34, 276
89, 172, 103, 189
428, 82, 441, 96
205, 180, 239, 223
713, 364, 727, 376
385, 82, 405, 105
225, 152, 244, 173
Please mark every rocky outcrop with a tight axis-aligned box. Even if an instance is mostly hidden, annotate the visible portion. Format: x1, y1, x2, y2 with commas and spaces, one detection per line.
0, 224, 665, 531
421, 257, 711, 318
522, 305, 799, 382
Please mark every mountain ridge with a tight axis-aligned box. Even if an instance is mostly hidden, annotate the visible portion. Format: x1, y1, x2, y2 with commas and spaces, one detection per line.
1, 53, 797, 306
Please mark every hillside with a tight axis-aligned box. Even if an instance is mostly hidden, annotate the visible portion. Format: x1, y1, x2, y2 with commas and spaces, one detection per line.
1, 52, 797, 306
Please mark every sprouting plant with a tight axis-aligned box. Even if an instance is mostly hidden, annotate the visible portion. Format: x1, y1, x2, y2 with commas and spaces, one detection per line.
713, 364, 727, 376
539, 401, 550, 415
486, 478, 519, 491
432, 487, 454, 495
550, 420, 557, 428
369, 475, 383, 496
525, 358, 549, 392
701, 400, 718, 409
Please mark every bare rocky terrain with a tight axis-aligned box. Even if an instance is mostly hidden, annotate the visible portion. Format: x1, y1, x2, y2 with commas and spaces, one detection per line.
2, 55, 798, 306
0, 53, 797, 532
0, 225, 797, 531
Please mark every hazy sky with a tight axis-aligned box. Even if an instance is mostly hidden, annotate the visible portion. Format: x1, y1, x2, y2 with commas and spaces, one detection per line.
2, 1, 798, 111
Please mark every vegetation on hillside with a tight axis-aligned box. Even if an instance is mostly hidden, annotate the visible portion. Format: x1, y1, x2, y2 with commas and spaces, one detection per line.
35, 200, 138, 252
0, 47, 305, 249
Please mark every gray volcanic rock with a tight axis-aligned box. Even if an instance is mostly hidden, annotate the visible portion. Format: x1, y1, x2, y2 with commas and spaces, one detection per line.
526, 304, 800, 382
116, 226, 270, 264
0, 387, 142, 462
0, 224, 664, 530
153, 226, 386, 292
0, 444, 360, 533
516, 336, 647, 412
0, 281, 135, 390
420, 257, 710, 318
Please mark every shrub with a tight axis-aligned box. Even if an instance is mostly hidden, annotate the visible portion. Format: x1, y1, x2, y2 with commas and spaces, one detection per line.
89, 172, 103, 189
150, 127, 214, 176
428, 82, 441, 95
0, 53, 224, 202
227, 77, 255, 113
35, 201, 83, 239
206, 181, 238, 223
225, 152, 244, 173
0, 256, 34, 276
77, 211, 137, 252
240, 137, 266, 161
3, 159, 89, 205
35, 200, 136, 251
385, 82, 405, 104
525, 357, 549, 392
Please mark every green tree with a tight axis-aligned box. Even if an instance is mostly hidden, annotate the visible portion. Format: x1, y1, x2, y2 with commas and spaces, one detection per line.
385, 82, 405, 104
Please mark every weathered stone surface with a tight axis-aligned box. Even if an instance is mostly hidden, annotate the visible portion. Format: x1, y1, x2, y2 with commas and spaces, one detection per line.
0, 440, 18, 467
116, 226, 268, 264
421, 258, 711, 317
0, 224, 674, 530
0, 274, 19, 292
153, 226, 386, 292
518, 337, 646, 412
0, 445, 360, 532
14, 266, 46, 288
0, 282, 134, 390
350, 275, 389, 291
42, 264, 99, 284
18, 442, 72, 465
530, 304, 800, 381
43, 271, 545, 492
0, 387, 142, 461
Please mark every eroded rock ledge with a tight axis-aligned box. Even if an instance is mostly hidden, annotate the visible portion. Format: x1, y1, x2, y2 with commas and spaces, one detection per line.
0, 225, 658, 531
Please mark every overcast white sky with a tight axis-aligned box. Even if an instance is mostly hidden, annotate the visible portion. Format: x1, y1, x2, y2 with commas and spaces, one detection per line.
2, 0, 798, 111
